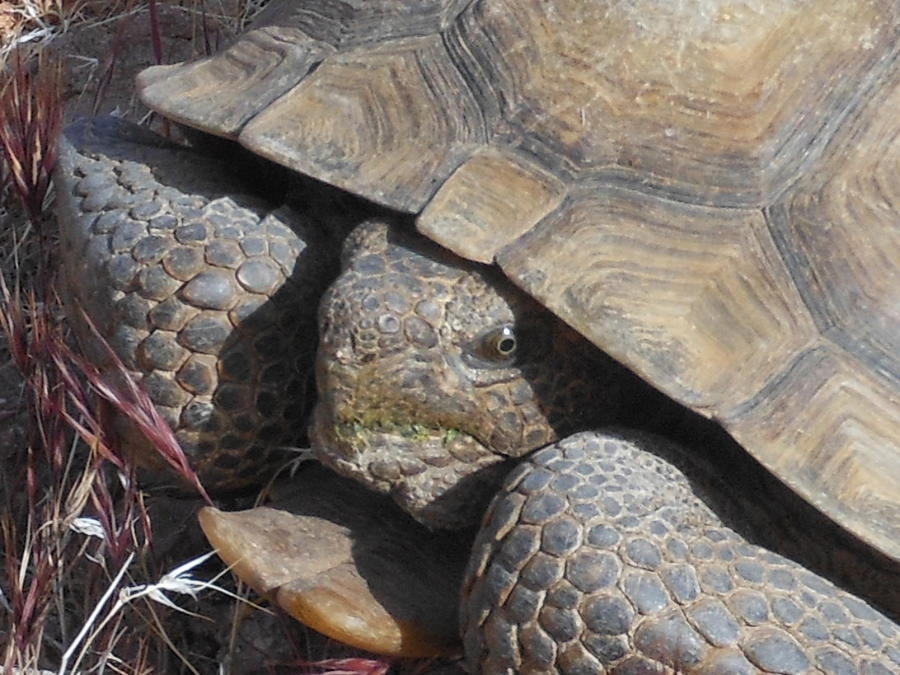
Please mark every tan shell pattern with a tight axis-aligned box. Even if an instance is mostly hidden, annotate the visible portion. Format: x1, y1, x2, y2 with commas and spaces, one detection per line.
138, 0, 900, 561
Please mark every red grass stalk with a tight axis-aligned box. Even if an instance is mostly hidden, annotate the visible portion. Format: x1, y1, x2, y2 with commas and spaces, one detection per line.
0, 275, 157, 668
147, 0, 163, 64
68, 309, 213, 504
0, 280, 68, 669
194, 0, 221, 57
0, 49, 64, 227
0, 279, 65, 486
88, 0, 137, 117
2, 275, 212, 504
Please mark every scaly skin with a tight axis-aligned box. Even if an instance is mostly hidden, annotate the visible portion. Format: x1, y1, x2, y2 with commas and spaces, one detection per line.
313, 221, 900, 673
55, 118, 349, 488
465, 432, 900, 673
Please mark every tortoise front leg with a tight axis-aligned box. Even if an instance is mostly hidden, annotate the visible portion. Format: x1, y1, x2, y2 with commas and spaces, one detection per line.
463, 430, 900, 674
54, 117, 343, 489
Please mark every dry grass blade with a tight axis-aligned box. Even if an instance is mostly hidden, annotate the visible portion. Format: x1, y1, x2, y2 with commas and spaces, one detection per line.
0, 276, 29, 375
297, 657, 393, 675
87, 463, 150, 567
0, 277, 66, 481
2, 516, 56, 664
0, 1, 135, 62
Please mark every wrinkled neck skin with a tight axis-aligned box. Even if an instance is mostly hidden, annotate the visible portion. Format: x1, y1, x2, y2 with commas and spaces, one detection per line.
309, 219, 668, 529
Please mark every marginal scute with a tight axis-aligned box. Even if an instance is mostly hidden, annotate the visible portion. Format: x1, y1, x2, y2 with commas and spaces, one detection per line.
240, 34, 486, 212
137, 0, 473, 138
137, 20, 332, 137
418, 146, 566, 264
724, 346, 900, 558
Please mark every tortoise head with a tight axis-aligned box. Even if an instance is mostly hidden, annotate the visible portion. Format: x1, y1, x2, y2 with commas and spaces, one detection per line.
310, 220, 649, 528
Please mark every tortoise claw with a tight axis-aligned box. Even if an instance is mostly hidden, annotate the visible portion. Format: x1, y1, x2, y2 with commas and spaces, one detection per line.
199, 465, 471, 658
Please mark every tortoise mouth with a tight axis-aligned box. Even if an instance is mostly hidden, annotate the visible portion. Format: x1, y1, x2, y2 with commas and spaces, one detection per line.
308, 402, 509, 529
333, 418, 467, 448
309, 400, 491, 477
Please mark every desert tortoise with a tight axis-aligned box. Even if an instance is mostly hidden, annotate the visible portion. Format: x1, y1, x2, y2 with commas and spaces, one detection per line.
55, 0, 900, 671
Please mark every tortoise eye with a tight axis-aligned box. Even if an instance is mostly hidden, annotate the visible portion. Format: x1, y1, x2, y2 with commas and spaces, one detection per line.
482, 325, 517, 361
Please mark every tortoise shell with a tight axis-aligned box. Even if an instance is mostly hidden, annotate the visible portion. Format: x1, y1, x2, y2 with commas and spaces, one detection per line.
138, 0, 900, 561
